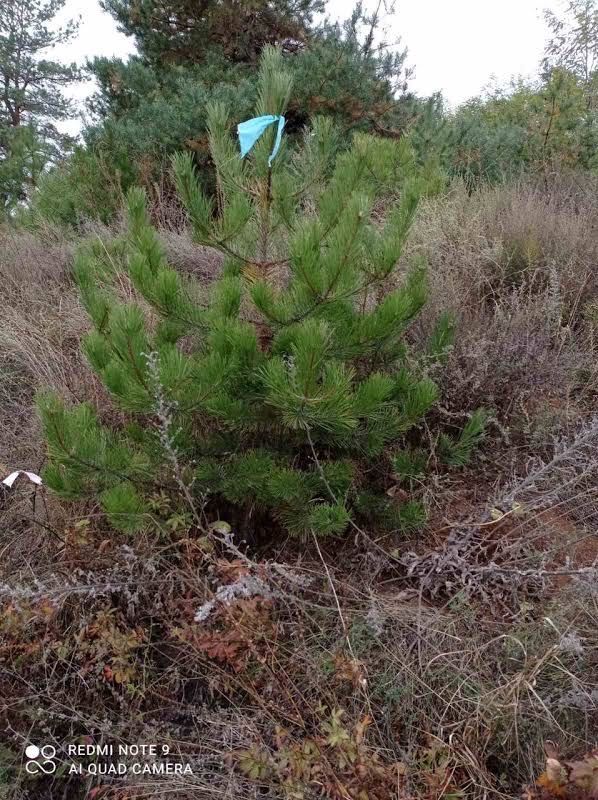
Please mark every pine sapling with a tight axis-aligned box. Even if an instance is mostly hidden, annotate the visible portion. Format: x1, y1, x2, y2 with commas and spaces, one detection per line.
39, 47, 484, 539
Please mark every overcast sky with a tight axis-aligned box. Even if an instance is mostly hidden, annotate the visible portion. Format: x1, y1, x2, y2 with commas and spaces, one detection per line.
54, 0, 562, 135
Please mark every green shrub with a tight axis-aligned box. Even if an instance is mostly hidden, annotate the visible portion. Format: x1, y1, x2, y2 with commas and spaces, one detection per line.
24, 146, 126, 228
38, 48, 483, 539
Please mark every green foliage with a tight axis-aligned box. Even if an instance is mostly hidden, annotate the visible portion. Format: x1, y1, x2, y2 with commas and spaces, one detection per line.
427, 311, 455, 361
0, 126, 46, 218
434, 0, 598, 187
446, 68, 598, 186
23, 145, 124, 227
439, 409, 488, 467
29, 2, 417, 227
39, 48, 482, 538
544, 0, 598, 91
290, 5, 412, 133
101, 0, 324, 67
23, 0, 598, 226
0, 0, 80, 212
393, 449, 427, 482
101, 483, 146, 533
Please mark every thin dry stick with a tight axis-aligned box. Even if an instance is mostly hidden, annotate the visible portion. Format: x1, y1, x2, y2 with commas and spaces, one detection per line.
311, 530, 356, 661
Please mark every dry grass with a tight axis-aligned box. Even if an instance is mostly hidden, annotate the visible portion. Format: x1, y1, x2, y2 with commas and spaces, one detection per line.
0, 530, 595, 799
159, 227, 224, 279
1, 178, 598, 799
407, 180, 598, 433
0, 227, 90, 466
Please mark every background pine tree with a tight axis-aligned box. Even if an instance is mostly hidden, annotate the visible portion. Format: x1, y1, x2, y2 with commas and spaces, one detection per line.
32, 1, 416, 228
39, 47, 479, 539
0, 0, 80, 216
101, 0, 324, 67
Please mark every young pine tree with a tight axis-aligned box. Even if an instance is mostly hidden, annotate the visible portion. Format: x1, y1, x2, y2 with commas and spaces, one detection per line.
39, 47, 474, 539
0, 0, 80, 212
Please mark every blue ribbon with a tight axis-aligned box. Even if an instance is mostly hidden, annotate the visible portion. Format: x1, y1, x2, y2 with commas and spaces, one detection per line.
237, 114, 286, 167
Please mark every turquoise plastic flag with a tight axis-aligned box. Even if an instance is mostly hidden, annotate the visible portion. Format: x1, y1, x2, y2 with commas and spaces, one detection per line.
237, 114, 286, 167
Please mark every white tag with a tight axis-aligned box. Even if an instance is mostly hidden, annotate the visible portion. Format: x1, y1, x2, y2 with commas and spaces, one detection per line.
2, 471, 43, 488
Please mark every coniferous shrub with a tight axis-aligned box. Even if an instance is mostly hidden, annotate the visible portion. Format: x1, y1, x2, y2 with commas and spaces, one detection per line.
38, 47, 480, 539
